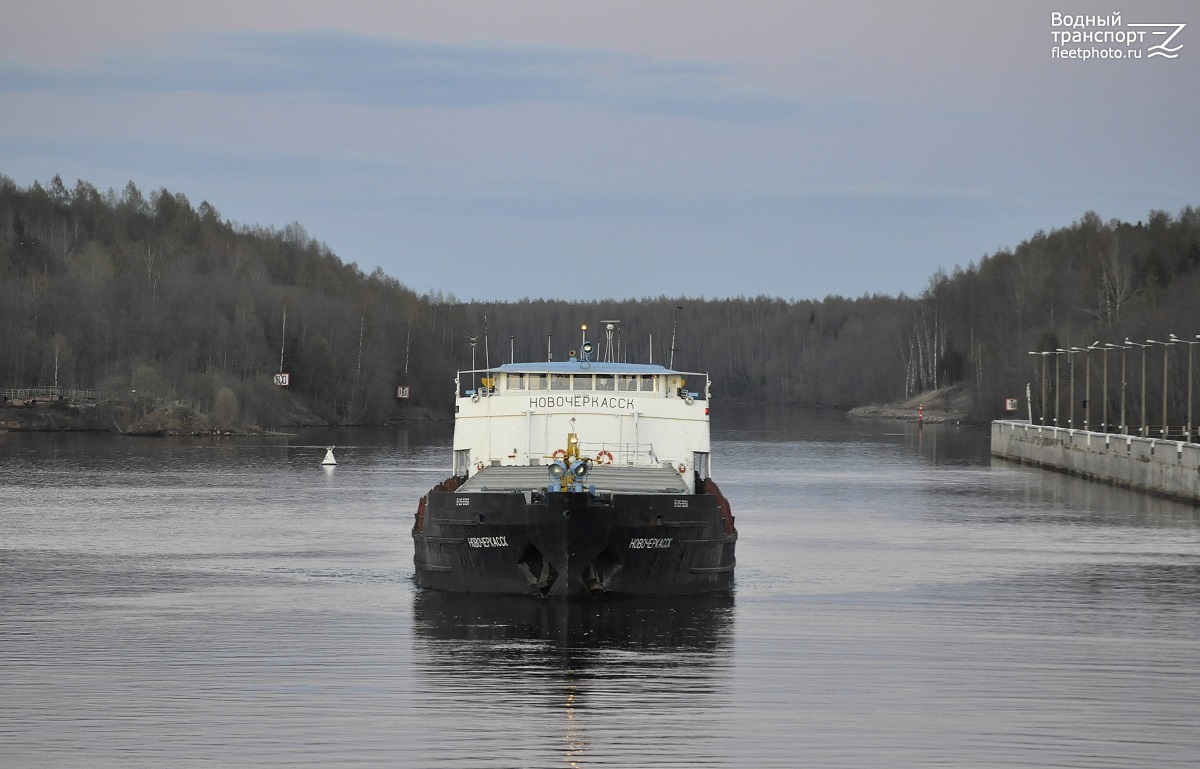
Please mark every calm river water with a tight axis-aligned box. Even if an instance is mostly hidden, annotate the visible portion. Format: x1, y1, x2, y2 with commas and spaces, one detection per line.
2, 407, 1199, 768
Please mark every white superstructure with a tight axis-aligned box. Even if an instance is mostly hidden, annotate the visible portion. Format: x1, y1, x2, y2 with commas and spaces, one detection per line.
452, 359, 712, 493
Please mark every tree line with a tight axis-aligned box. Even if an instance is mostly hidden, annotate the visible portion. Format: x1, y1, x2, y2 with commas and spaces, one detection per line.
1, 174, 1197, 427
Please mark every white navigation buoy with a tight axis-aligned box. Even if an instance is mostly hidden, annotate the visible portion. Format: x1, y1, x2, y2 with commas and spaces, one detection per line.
321, 447, 337, 466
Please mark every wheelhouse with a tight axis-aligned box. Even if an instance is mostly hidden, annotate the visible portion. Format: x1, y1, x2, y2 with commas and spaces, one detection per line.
451, 360, 713, 492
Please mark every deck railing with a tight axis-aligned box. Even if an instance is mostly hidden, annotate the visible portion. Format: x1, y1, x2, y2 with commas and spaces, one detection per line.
575, 441, 668, 468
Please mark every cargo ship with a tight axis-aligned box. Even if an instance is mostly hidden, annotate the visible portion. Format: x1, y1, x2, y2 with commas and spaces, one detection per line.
413, 326, 736, 598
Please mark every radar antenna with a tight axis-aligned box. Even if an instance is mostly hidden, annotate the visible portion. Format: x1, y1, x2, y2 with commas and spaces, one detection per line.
600, 320, 620, 362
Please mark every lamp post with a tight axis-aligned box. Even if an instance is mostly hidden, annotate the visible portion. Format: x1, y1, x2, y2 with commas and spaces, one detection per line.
1148, 338, 1176, 438
1053, 349, 1064, 427
1114, 342, 1131, 434
1027, 351, 1050, 425
1040, 351, 1051, 425
1059, 347, 1083, 429
1099, 343, 1120, 433
1173, 334, 1200, 442
1068, 347, 1086, 428
1083, 342, 1099, 431
1026, 351, 1038, 421
1126, 338, 1150, 436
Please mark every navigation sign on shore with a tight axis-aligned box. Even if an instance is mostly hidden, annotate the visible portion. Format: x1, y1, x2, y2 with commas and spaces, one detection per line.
396, 385, 411, 399
273, 373, 290, 387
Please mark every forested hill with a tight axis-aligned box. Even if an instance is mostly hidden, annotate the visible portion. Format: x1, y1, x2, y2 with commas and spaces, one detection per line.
1, 174, 1198, 426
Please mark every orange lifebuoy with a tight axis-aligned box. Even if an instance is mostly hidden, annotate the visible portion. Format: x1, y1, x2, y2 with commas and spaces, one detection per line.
552, 449, 567, 460
475, 461, 484, 472
595, 450, 614, 465
678, 463, 687, 474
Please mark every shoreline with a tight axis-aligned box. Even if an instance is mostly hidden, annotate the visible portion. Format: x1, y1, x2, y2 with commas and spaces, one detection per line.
844, 384, 975, 425
5, 394, 981, 434
0, 402, 443, 436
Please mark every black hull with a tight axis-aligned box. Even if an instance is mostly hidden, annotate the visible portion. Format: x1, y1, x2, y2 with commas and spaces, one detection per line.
412, 590, 735, 650
413, 482, 736, 598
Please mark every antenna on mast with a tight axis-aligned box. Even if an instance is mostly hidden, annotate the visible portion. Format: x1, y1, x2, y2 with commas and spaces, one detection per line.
668, 305, 683, 370
483, 315, 490, 370
547, 333, 552, 362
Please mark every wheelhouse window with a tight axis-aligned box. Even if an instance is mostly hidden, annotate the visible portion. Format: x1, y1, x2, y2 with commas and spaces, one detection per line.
506, 373, 525, 390
550, 374, 570, 390
573, 375, 593, 390
595, 375, 615, 392
619, 375, 639, 391
527, 374, 546, 391
459, 371, 500, 397
639, 375, 656, 392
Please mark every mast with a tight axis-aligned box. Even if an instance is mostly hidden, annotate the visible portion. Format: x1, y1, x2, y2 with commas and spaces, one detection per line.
601, 320, 619, 363
669, 305, 682, 370
279, 307, 286, 374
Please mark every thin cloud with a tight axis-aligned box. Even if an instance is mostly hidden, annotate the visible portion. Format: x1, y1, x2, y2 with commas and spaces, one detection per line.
0, 30, 811, 121
0, 133, 1035, 221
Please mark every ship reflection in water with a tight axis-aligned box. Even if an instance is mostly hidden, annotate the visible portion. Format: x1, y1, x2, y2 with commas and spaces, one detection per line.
411, 591, 736, 766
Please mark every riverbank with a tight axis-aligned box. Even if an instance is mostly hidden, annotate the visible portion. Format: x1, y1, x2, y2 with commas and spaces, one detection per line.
0, 401, 444, 435
845, 384, 974, 424
0, 402, 267, 436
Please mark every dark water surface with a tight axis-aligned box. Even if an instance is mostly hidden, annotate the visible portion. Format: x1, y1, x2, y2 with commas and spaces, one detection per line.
2, 408, 1199, 767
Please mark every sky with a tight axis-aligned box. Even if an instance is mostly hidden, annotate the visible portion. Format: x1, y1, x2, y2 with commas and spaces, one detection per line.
1, 1, 1197, 301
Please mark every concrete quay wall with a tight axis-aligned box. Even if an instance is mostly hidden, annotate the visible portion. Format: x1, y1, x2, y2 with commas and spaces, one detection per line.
991, 420, 1200, 504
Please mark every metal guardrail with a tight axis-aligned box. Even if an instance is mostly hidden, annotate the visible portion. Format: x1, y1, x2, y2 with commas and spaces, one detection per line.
994, 420, 1200, 449
1017, 420, 1200, 444
577, 441, 664, 467
2, 387, 147, 404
